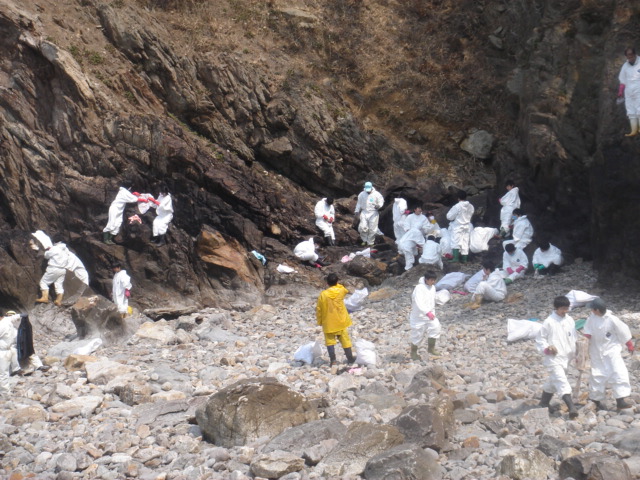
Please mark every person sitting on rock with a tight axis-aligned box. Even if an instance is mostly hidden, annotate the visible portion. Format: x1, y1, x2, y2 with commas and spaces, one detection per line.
294, 237, 324, 268
112, 262, 132, 319
498, 180, 520, 238
418, 235, 443, 270
532, 240, 563, 276
465, 261, 506, 309
314, 197, 336, 246
409, 270, 441, 360
316, 273, 355, 368
583, 298, 634, 411
501, 243, 528, 284
354, 181, 384, 247
103, 185, 150, 245
536, 295, 579, 419
397, 205, 429, 271
503, 208, 533, 250
446, 190, 474, 263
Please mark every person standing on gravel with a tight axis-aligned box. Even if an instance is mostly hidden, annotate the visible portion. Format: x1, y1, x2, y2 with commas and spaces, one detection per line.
409, 271, 441, 360
536, 295, 579, 419
354, 182, 384, 247
446, 190, 474, 263
316, 273, 355, 367
583, 298, 634, 411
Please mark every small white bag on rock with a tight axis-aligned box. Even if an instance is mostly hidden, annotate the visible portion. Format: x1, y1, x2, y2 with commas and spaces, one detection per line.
564, 290, 599, 310
436, 272, 469, 291
507, 319, 542, 342
344, 288, 369, 313
355, 339, 377, 366
293, 341, 323, 365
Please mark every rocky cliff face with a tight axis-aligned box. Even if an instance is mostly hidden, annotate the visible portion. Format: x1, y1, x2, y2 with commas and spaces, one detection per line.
0, 0, 638, 312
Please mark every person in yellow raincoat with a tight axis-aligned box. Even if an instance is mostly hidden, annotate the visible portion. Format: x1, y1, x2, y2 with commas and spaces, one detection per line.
316, 273, 355, 367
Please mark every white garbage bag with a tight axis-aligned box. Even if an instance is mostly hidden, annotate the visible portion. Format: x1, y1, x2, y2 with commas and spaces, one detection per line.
277, 264, 296, 274
436, 272, 469, 291
71, 337, 103, 356
507, 319, 542, 342
564, 290, 599, 310
435, 289, 451, 305
470, 227, 498, 253
293, 341, 324, 365
464, 269, 484, 293
344, 288, 369, 313
355, 339, 377, 366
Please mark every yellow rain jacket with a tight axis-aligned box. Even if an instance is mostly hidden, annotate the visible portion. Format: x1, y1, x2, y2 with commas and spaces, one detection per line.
316, 284, 352, 334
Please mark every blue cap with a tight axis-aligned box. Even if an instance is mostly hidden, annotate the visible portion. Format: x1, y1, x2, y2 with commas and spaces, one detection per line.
364, 182, 373, 192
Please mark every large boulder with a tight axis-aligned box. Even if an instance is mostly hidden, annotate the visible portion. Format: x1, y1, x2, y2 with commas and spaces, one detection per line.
363, 443, 443, 480
559, 452, 633, 480
499, 448, 556, 480
195, 378, 319, 447
70, 295, 139, 342
460, 130, 494, 159
345, 255, 389, 286
318, 422, 405, 477
263, 418, 346, 458
391, 404, 449, 452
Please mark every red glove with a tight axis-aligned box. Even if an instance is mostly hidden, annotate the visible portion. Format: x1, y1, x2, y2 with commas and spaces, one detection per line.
323, 215, 329, 221
132, 192, 140, 196
627, 340, 635, 353
124, 289, 131, 298
329, 217, 334, 223
544, 346, 557, 355
427, 312, 435, 320
404, 209, 412, 215
506, 267, 514, 275
618, 84, 626, 97
583, 334, 592, 339
137, 198, 149, 203
516, 265, 525, 273
153, 199, 161, 205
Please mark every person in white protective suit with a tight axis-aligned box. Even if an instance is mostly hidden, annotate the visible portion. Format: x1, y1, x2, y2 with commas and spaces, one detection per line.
103, 186, 149, 244
314, 197, 336, 246
397, 206, 429, 270
0, 312, 20, 394
501, 243, 529, 284
446, 190, 474, 263
419, 236, 443, 269
152, 191, 173, 246
1, 311, 44, 378
503, 209, 533, 250
112, 262, 133, 319
536, 295, 579, 419
464, 268, 484, 294
423, 212, 441, 238
354, 182, 384, 247
583, 298, 634, 411
532, 240, 563, 276
498, 180, 520, 238
32, 232, 89, 306
465, 261, 507, 309
392, 198, 409, 242
294, 237, 323, 267
408, 271, 442, 360
618, 47, 640, 137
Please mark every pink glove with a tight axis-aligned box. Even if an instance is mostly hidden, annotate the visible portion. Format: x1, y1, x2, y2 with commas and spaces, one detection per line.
516, 265, 525, 273
137, 198, 149, 203
618, 84, 626, 97
329, 217, 334, 223
132, 192, 140, 196
627, 340, 635, 353
323, 215, 329, 221
427, 312, 435, 320
124, 289, 131, 298
506, 267, 514, 275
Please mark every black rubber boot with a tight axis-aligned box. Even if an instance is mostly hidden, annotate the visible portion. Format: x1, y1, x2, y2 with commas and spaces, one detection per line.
592, 399, 606, 411
563, 394, 579, 419
344, 347, 355, 364
156, 235, 166, 246
539, 391, 553, 408
103, 232, 115, 245
327, 345, 336, 366
616, 397, 632, 410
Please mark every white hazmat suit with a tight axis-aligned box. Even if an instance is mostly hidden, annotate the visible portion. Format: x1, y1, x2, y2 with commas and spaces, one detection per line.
502, 247, 529, 281
314, 199, 335, 242
39, 243, 71, 294
392, 198, 408, 241
293, 238, 319, 263
112, 269, 132, 315
474, 269, 507, 302
504, 215, 533, 250
103, 187, 143, 236
619, 56, 640, 125
409, 278, 441, 346
152, 193, 174, 237
355, 188, 384, 246
536, 311, 578, 396
419, 239, 443, 269
532, 244, 563, 268
0, 314, 19, 394
499, 187, 520, 232
446, 200, 474, 255
583, 310, 632, 402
